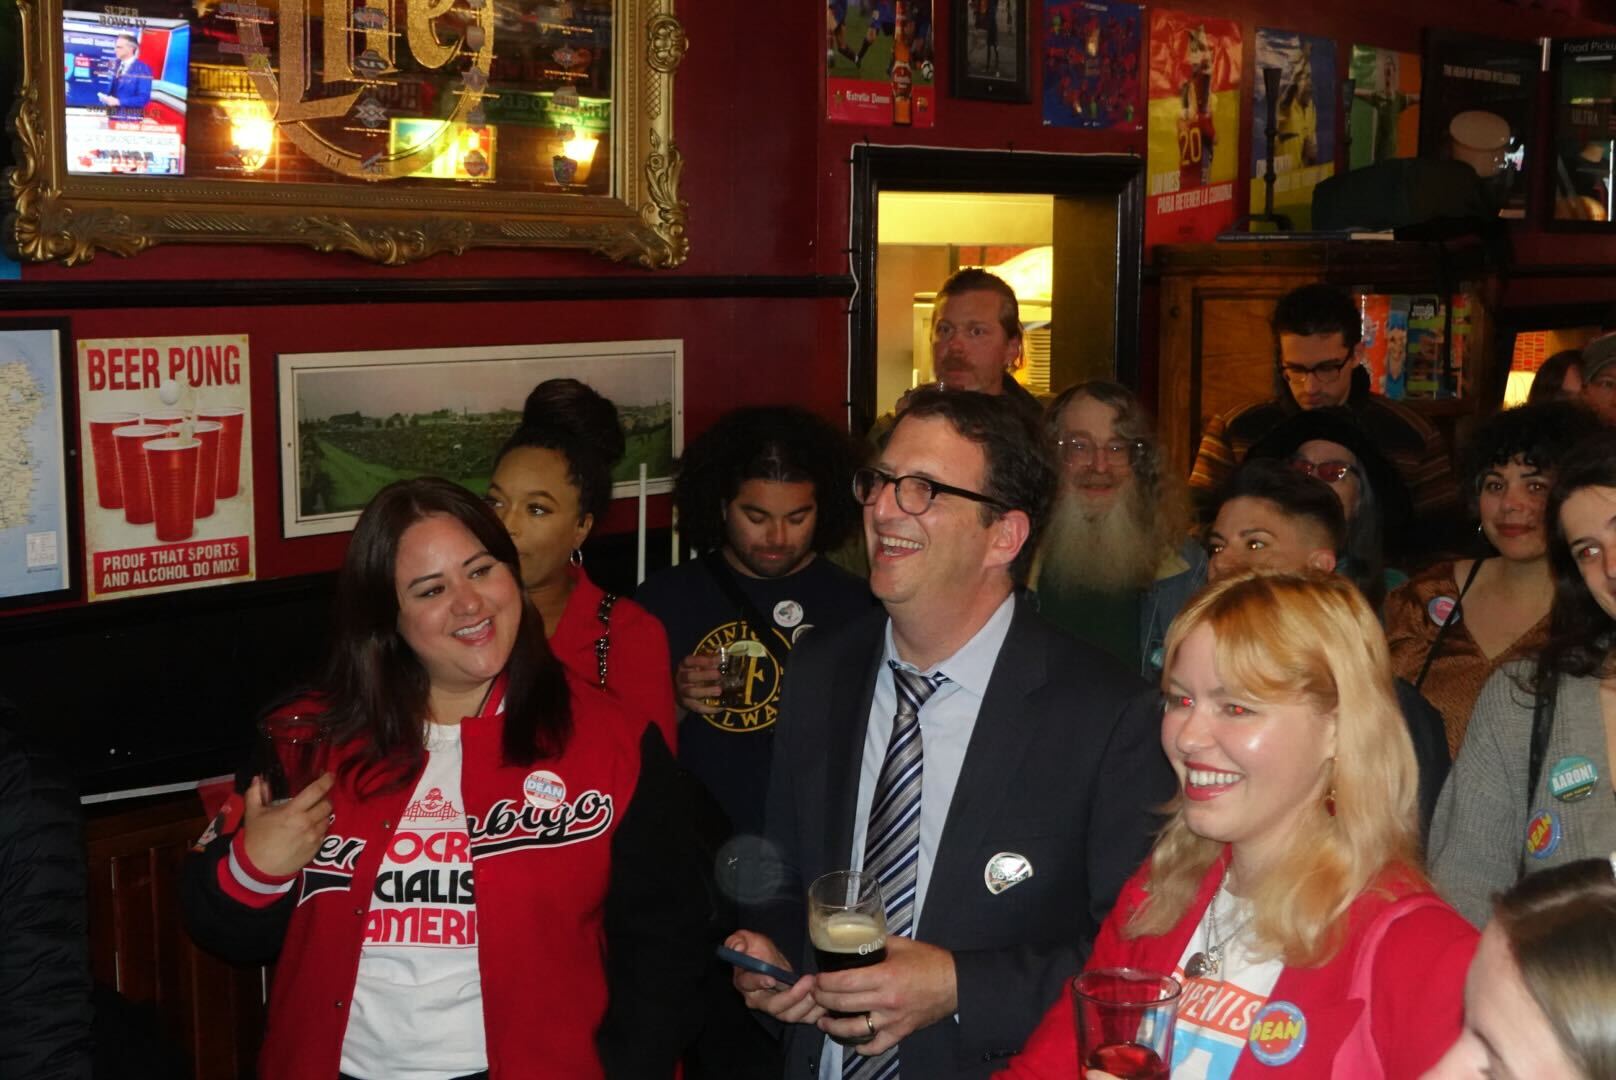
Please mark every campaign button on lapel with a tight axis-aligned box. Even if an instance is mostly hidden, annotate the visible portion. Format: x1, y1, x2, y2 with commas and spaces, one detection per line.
1248, 1001, 1307, 1066
1525, 810, 1562, 860
1550, 755, 1599, 802
1427, 596, 1459, 625
984, 852, 1032, 895
523, 769, 567, 810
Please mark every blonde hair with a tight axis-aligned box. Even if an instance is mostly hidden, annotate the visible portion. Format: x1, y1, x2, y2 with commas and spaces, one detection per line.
1126, 570, 1421, 967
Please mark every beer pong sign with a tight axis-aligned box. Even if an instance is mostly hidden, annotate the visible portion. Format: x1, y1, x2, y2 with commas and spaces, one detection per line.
77, 334, 255, 601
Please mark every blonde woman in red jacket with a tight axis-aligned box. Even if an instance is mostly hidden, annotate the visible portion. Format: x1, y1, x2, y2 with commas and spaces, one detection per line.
183, 477, 707, 1080
1000, 572, 1476, 1079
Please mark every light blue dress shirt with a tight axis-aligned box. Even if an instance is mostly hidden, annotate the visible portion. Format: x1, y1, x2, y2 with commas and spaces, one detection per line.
819, 592, 1016, 1080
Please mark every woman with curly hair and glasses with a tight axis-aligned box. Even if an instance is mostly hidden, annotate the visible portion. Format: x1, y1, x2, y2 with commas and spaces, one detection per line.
1383, 400, 1602, 756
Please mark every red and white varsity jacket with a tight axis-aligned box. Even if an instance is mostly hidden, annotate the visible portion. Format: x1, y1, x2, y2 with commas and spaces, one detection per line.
182, 672, 710, 1080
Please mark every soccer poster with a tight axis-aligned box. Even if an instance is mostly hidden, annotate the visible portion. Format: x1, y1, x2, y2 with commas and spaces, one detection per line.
1043, 1, 1143, 130
827, 0, 936, 127
1145, 11, 1242, 247
1249, 29, 1337, 230
77, 335, 255, 601
1348, 45, 1421, 170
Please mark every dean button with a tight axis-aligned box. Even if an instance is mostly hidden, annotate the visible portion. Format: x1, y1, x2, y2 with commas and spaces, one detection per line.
334, 1000, 345, 1009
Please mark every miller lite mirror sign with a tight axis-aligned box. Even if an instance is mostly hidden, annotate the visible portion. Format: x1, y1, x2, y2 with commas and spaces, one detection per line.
7, 0, 687, 265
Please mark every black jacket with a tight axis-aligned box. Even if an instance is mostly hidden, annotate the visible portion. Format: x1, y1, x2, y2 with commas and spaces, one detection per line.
754, 595, 1174, 1078
0, 705, 93, 1079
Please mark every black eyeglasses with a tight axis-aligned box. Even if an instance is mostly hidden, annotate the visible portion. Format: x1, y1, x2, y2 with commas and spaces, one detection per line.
852, 467, 1013, 515
1281, 357, 1351, 383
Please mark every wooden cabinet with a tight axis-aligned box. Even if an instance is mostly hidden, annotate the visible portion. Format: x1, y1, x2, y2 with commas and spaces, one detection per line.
1154, 240, 1496, 475
86, 794, 267, 1078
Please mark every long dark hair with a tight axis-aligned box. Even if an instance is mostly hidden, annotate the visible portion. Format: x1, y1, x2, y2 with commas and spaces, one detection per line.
672, 406, 861, 554
1535, 432, 1616, 691
495, 378, 626, 525
323, 477, 572, 789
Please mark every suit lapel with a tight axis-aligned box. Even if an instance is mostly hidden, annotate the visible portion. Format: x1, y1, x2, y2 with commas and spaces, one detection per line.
821, 615, 887, 875
920, 596, 1048, 938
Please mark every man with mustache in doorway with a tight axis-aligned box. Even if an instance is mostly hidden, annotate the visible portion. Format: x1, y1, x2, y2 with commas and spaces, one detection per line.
869, 268, 1044, 447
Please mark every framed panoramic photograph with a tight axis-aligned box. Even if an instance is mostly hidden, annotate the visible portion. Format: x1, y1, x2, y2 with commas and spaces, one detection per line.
0, 319, 76, 609
277, 339, 682, 538
952, 0, 1029, 102
6, 0, 687, 265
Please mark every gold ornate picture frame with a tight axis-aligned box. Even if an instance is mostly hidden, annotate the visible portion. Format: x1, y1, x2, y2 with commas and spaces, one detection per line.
6, 0, 686, 265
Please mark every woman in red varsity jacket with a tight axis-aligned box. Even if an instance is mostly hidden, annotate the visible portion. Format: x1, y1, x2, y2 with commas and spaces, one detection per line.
484, 378, 677, 749
999, 572, 1477, 1080
183, 477, 708, 1080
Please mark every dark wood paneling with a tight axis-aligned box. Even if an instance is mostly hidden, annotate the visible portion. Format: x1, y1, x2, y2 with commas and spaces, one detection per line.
87, 795, 267, 1079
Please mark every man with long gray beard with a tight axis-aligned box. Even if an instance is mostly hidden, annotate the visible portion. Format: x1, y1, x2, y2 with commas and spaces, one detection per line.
1032, 380, 1205, 677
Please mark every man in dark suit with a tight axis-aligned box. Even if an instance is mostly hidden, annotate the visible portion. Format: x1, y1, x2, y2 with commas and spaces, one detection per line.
727, 387, 1173, 1079
97, 33, 152, 117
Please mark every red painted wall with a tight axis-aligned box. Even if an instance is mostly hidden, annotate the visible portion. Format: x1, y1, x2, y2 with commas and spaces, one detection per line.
8, 0, 1616, 617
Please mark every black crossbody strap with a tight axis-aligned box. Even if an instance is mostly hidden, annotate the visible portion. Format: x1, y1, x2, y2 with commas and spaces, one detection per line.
1519, 675, 1559, 877
1414, 558, 1485, 693
700, 552, 789, 666
1526, 676, 1558, 809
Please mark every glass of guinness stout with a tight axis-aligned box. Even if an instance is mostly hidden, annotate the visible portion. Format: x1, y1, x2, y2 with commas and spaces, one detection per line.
807, 870, 887, 1046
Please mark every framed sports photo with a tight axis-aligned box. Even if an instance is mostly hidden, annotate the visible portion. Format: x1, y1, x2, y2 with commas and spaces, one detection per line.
952, 0, 1029, 102
277, 339, 683, 538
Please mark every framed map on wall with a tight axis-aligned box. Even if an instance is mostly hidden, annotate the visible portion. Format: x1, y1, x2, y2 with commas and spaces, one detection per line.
0, 320, 75, 608
277, 339, 682, 538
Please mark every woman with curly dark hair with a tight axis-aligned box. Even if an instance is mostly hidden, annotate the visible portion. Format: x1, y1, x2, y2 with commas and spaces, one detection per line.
485, 378, 676, 748
1384, 401, 1602, 756
1428, 431, 1616, 927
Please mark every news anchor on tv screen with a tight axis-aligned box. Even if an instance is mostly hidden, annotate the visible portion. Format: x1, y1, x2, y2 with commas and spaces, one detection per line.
97, 33, 151, 117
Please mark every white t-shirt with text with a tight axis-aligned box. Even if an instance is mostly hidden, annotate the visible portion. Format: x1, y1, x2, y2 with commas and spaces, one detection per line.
340, 722, 486, 1080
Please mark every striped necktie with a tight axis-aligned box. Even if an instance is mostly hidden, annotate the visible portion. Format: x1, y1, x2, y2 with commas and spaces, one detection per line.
843, 662, 947, 1080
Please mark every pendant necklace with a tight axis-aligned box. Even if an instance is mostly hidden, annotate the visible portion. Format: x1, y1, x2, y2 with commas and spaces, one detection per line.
1184, 868, 1252, 980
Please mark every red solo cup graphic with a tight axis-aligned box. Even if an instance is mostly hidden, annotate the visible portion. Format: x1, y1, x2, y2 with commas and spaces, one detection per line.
198, 406, 244, 499
190, 420, 223, 519
145, 437, 200, 542
87, 410, 139, 509
142, 408, 186, 428
112, 424, 169, 525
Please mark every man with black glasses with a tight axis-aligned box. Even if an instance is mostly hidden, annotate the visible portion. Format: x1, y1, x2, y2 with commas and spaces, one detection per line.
1187, 283, 1451, 527
725, 388, 1171, 1080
